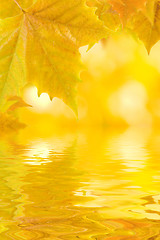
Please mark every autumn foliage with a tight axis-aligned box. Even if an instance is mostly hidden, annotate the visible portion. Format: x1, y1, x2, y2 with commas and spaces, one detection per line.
0, 0, 160, 117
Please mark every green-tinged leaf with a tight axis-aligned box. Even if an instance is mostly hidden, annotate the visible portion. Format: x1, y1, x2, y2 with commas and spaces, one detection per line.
0, 15, 27, 111
0, 0, 108, 114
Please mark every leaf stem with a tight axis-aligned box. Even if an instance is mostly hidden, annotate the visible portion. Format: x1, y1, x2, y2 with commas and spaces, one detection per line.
13, 0, 25, 12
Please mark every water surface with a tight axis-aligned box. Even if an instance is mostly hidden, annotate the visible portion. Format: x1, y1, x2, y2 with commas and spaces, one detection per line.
1, 127, 160, 239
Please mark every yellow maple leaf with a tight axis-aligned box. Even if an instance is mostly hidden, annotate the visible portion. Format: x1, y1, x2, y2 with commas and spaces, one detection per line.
129, 0, 160, 53
87, 0, 149, 28
87, 0, 121, 31
144, 0, 156, 23
0, 0, 36, 19
0, 0, 108, 114
108, 0, 147, 25
87, 0, 149, 37
0, 112, 26, 132
87, 0, 160, 53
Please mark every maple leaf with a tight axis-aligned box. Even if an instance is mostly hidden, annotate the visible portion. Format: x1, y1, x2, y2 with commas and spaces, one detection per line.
87, 0, 121, 31
87, 0, 160, 53
0, 0, 36, 19
7, 96, 31, 112
0, 96, 29, 132
144, 0, 156, 22
0, 0, 107, 114
87, 0, 149, 36
0, 112, 26, 132
108, 0, 147, 25
0, 15, 27, 111
129, 0, 160, 53
1, 96, 31, 114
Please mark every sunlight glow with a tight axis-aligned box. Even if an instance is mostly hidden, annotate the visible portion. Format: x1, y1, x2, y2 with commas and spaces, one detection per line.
25, 141, 52, 165
21, 34, 160, 127
23, 86, 75, 119
107, 127, 150, 172
108, 80, 152, 126
24, 86, 51, 112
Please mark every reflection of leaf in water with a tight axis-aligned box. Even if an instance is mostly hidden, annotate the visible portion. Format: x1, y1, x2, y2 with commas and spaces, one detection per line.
1, 129, 160, 238
0, 140, 10, 158
0, 132, 85, 238
22, 138, 82, 216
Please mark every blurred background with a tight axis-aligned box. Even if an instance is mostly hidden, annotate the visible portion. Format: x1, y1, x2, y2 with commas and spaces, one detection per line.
19, 32, 160, 132
2, 32, 160, 239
